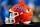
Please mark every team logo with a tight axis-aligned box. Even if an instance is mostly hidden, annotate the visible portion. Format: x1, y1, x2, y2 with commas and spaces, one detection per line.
15, 6, 29, 13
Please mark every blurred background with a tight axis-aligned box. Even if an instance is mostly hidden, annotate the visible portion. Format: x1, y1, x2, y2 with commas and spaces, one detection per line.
0, 0, 40, 24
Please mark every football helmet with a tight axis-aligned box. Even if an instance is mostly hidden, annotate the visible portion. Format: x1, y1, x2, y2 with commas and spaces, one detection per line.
5, 4, 33, 24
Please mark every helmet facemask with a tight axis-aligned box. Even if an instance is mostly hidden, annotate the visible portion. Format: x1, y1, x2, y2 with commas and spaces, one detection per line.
5, 9, 19, 24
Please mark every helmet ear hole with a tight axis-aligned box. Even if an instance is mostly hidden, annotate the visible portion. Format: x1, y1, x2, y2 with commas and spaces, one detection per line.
19, 18, 22, 19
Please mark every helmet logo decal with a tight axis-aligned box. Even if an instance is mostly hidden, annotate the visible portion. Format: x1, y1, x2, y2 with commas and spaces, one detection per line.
15, 6, 29, 13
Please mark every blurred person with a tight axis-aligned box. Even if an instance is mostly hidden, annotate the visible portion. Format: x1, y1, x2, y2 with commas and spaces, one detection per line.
1, 0, 9, 23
